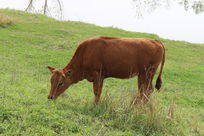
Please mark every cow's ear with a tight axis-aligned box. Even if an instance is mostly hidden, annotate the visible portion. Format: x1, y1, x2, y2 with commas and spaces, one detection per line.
47, 66, 55, 73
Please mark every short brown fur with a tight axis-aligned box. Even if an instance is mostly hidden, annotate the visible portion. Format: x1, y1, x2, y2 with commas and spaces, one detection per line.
48, 36, 165, 104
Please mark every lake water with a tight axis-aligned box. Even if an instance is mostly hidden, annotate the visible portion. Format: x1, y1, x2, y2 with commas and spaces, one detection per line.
1, 0, 204, 43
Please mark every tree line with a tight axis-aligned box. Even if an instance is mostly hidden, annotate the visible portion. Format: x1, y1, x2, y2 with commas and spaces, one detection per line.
26, 0, 204, 18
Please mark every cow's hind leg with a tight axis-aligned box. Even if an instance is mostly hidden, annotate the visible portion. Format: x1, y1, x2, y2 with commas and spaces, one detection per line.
93, 72, 104, 104
133, 66, 157, 104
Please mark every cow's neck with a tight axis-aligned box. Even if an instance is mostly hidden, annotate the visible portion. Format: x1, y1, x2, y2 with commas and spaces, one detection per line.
63, 56, 83, 83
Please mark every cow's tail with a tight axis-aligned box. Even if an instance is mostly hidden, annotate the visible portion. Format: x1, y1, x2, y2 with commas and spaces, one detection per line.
155, 41, 165, 91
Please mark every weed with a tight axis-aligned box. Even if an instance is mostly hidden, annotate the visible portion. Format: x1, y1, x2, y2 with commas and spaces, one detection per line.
0, 14, 14, 27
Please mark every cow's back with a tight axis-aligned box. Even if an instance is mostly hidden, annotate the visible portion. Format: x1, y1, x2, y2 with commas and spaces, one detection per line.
78, 37, 164, 78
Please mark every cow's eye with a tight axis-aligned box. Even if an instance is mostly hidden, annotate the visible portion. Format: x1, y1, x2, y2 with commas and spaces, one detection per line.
58, 82, 63, 86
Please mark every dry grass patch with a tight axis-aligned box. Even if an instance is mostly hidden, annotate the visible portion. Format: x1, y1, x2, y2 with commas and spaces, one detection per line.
0, 14, 14, 27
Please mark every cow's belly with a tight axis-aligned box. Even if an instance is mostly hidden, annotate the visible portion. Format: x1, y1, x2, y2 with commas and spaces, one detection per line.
104, 63, 139, 79
102, 54, 139, 78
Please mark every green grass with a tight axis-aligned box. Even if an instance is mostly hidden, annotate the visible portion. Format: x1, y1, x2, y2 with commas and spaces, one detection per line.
0, 9, 204, 136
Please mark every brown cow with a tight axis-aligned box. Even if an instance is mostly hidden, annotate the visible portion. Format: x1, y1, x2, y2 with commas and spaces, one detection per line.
47, 36, 165, 104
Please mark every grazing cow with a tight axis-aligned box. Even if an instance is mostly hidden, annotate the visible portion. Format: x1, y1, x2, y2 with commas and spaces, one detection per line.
47, 36, 165, 104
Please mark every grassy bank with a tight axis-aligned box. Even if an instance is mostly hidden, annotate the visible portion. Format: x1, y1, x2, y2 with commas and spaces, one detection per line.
0, 9, 203, 136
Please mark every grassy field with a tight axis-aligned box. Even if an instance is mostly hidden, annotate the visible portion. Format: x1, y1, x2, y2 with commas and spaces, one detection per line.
0, 9, 204, 136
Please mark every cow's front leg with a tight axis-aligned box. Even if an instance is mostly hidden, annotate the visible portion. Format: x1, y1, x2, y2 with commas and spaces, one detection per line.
93, 72, 104, 104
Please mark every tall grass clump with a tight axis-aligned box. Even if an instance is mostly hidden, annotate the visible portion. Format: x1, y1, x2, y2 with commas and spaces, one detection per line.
0, 14, 14, 27
79, 91, 188, 136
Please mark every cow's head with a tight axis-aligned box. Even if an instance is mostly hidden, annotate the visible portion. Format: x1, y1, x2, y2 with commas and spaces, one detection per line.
47, 66, 73, 100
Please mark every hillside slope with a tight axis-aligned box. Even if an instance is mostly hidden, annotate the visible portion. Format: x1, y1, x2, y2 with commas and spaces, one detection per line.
0, 9, 204, 136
